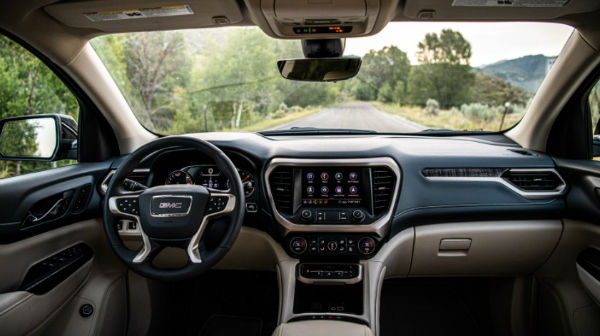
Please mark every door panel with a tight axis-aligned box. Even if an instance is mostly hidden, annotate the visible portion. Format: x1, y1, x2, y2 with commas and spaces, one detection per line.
0, 162, 128, 335
534, 158, 600, 336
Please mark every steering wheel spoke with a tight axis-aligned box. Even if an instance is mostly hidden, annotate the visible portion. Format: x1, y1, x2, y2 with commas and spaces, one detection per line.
187, 192, 236, 263
132, 233, 159, 264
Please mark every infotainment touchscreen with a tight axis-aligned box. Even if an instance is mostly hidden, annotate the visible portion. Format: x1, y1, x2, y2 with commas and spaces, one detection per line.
301, 168, 364, 207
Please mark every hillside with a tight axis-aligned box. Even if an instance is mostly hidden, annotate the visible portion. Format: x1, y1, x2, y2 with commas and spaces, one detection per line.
476, 54, 556, 93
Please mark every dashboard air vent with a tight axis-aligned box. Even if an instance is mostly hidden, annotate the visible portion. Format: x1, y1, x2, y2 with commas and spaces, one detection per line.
502, 170, 562, 191
372, 167, 396, 215
269, 167, 294, 215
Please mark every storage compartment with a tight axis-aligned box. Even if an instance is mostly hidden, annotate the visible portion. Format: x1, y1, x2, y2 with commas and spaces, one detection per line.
293, 281, 363, 314
274, 0, 366, 21
410, 220, 562, 276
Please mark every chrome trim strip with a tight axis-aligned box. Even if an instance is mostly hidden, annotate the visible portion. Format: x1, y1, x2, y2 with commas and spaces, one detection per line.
108, 195, 152, 263
264, 157, 401, 237
424, 168, 567, 200
187, 193, 236, 263
150, 195, 193, 217
297, 263, 363, 285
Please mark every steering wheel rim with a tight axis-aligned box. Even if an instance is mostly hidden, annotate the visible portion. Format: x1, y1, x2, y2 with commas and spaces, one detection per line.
102, 136, 245, 281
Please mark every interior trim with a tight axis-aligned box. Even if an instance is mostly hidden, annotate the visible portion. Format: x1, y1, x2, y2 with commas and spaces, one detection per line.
423, 168, 567, 200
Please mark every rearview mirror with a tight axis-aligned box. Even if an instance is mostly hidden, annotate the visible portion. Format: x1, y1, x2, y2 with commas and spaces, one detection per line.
0, 114, 78, 161
277, 57, 361, 82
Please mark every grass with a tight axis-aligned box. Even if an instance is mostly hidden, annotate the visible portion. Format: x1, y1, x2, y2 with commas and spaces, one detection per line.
373, 102, 524, 132
225, 106, 323, 132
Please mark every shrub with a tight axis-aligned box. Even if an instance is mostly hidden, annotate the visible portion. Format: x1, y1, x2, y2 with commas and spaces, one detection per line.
425, 99, 440, 115
459, 103, 503, 122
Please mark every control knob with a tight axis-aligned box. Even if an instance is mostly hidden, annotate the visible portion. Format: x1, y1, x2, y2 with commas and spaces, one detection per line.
300, 209, 312, 221
290, 237, 307, 254
352, 209, 365, 222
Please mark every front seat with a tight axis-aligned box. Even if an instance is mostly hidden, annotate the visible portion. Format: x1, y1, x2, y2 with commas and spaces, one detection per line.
272, 320, 373, 336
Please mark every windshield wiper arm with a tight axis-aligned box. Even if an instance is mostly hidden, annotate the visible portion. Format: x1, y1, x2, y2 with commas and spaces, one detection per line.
260, 127, 377, 136
414, 129, 495, 135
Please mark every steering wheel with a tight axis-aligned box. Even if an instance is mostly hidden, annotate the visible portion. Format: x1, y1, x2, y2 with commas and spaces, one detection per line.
102, 136, 245, 281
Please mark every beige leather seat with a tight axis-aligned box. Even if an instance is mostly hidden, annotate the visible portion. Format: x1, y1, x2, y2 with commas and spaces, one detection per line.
272, 320, 373, 336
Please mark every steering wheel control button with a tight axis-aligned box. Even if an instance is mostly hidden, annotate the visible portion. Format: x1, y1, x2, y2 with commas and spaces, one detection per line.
358, 237, 375, 255
116, 198, 139, 215
290, 237, 307, 254
207, 196, 228, 214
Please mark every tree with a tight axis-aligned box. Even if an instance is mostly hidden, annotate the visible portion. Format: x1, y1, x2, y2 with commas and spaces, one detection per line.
352, 46, 411, 103
408, 29, 474, 108
417, 29, 472, 65
123, 31, 190, 131
472, 73, 531, 106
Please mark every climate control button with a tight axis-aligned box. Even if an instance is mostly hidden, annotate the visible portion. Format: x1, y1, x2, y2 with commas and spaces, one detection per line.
290, 237, 307, 254
327, 241, 338, 252
358, 237, 375, 255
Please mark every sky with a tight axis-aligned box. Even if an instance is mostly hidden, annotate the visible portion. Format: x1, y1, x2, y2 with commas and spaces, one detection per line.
344, 22, 574, 67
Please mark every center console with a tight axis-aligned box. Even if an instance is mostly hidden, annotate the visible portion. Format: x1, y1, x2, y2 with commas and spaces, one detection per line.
266, 157, 400, 259
265, 158, 400, 331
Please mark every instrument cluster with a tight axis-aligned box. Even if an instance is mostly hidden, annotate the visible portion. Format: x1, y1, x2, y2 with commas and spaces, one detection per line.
165, 165, 255, 198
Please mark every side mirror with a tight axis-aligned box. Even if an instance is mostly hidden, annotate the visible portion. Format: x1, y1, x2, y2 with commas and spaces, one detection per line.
0, 114, 77, 161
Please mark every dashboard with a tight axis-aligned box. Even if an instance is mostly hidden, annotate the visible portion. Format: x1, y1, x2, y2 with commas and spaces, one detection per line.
115, 133, 567, 264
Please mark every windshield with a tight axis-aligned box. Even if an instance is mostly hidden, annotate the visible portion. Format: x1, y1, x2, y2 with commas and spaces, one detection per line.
91, 22, 572, 134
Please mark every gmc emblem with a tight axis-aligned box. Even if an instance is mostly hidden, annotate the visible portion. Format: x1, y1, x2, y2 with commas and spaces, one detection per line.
159, 202, 183, 209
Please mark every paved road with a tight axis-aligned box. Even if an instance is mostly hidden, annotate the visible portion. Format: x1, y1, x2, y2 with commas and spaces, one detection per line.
269, 102, 426, 133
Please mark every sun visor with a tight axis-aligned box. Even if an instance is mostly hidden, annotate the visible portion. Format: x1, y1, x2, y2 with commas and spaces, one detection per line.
44, 0, 243, 32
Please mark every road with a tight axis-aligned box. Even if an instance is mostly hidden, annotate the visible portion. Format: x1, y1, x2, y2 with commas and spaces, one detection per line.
269, 102, 426, 133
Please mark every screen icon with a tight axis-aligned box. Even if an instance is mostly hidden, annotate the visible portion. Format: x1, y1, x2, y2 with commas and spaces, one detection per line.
349, 172, 358, 181
321, 186, 329, 194
335, 186, 343, 194
306, 172, 315, 181
349, 186, 358, 194
306, 186, 315, 195
320, 172, 329, 180
335, 172, 343, 180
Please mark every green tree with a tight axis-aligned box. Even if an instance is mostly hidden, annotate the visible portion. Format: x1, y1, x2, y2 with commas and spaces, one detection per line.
352, 46, 411, 103
408, 30, 475, 108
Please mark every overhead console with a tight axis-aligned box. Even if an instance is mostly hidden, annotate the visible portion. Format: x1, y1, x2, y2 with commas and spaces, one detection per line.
244, 0, 399, 39
265, 157, 400, 258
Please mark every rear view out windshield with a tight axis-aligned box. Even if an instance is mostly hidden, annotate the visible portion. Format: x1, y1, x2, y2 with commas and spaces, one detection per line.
91, 22, 572, 134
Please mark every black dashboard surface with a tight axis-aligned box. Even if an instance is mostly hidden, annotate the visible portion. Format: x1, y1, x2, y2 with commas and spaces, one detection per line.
110, 133, 565, 237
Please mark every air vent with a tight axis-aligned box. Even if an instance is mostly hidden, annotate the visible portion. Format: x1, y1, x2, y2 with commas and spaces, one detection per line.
269, 167, 294, 215
372, 167, 396, 215
502, 170, 562, 191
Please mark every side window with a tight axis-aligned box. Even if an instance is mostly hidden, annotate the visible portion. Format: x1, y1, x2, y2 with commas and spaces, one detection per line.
0, 35, 79, 178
